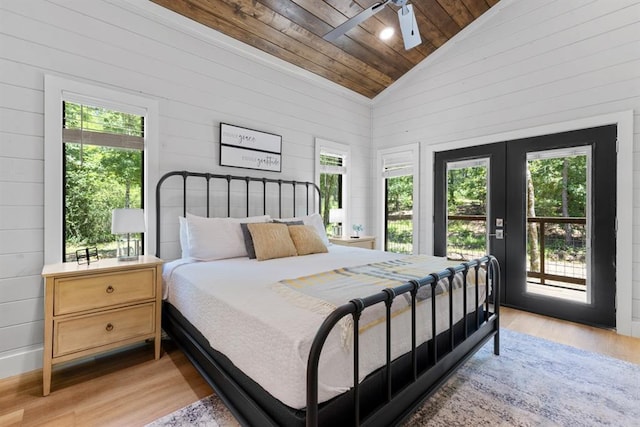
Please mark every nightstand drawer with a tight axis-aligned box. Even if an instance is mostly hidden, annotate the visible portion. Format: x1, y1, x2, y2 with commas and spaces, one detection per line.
53, 303, 155, 357
329, 236, 376, 249
348, 240, 375, 249
54, 269, 155, 315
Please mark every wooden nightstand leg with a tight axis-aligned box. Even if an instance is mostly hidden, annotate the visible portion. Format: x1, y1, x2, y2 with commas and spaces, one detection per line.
43, 277, 54, 396
43, 363, 51, 396
154, 264, 162, 360
154, 334, 161, 360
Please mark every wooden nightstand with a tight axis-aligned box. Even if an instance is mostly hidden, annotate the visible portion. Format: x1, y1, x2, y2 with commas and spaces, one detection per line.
41, 255, 163, 396
329, 235, 376, 249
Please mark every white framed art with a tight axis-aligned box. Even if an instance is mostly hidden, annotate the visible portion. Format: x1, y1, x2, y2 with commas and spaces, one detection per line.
220, 123, 282, 172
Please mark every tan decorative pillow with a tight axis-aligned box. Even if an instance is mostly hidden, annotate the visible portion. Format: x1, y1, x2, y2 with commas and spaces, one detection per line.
288, 225, 328, 256
247, 223, 298, 261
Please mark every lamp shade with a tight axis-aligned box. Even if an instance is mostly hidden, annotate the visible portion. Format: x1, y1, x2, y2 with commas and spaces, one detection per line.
329, 208, 344, 224
111, 208, 145, 234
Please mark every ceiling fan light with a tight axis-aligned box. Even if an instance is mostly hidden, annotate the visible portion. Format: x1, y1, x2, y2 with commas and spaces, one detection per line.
380, 27, 394, 40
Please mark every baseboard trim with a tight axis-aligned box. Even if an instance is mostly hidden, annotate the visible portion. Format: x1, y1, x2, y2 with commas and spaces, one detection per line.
631, 320, 640, 338
0, 345, 42, 381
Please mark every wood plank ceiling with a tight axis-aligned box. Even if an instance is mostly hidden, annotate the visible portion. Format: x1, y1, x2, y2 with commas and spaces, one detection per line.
151, 0, 500, 98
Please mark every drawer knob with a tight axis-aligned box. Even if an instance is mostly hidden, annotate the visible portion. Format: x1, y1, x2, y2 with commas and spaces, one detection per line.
106, 285, 115, 294
106, 323, 114, 332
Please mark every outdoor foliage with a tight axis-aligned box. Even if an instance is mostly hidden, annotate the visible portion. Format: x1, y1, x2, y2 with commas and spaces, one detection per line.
386, 175, 413, 254
445, 155, 587, 271
386, 175, 413, 213
319, 152, 344, 228
63, 102, 143, 259
386, 219, 413, 254
64, 102, 143, 136
528, 156, 586, 217
446, 165, 487, 259
446, 156, 586, 217
447, 165, 487, 216
319, 173, 341, 228
65, 145, 142, 249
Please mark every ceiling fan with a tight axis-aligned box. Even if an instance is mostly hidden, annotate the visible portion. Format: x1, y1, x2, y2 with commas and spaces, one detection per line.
323, 0, 422, 50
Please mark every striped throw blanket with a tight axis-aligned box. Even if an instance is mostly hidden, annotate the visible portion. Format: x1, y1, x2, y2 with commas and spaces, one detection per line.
271, 255, 483, 348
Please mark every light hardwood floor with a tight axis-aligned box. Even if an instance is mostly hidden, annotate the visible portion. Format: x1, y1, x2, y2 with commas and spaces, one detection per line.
1, 307, 639, 426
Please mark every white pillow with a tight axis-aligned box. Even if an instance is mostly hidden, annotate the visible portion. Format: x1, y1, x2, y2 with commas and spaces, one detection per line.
179, 216, 190, 258
185, 213, 270, 261
277, 213, 330, 246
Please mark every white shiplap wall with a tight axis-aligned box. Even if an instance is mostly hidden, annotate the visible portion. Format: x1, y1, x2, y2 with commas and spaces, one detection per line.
0, 0, 372, 379
2, 0, 638, 381
372, 0, 640, 335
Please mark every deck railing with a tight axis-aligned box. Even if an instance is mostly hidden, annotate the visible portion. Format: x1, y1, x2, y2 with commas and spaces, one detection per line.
385, 212, 413, 254
446, 215, 587, 290
526, 216, 586, 289
446, 215, 487, 261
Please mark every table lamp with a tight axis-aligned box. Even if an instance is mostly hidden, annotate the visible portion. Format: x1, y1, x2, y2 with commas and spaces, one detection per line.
111, 208, 145, 261
329, 208, 344, 237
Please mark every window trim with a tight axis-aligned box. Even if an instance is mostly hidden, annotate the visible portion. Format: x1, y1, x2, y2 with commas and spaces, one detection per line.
315, 138, 350, 235
377, 143, 420, 253
44, 75, 159, 264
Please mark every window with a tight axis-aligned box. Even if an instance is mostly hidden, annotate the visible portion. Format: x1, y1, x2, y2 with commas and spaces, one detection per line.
315, 139, 349, 235
62, 102, 144, 261
378, 144, 419, 254
319, 152, 344, 225
44, 75, 158, 264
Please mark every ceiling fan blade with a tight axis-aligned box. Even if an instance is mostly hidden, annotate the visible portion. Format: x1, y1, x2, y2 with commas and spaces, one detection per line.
397, 4, 421, 50
323, 0, 390, 42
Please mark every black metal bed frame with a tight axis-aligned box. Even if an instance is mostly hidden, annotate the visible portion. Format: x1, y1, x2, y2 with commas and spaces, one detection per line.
155, 170, 322, 257
155, 170, 500, 427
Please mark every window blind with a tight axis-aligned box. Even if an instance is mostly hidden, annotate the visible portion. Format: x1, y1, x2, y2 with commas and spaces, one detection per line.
319, 152, 346, 175
382, 150, 413, 178
62, 102, 144, 150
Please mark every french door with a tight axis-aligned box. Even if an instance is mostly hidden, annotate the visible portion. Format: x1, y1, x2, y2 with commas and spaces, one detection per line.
434, 126, 617, 328
434, 143, 507, 302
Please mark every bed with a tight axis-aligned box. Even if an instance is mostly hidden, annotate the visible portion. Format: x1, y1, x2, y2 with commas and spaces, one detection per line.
155, 171, 500, 426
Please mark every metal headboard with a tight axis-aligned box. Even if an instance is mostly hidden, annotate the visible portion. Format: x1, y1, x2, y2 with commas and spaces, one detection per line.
155, 170, 321, 257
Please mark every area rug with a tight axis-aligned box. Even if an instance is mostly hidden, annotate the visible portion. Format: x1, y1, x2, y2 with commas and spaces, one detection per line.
147, 329, 640, 426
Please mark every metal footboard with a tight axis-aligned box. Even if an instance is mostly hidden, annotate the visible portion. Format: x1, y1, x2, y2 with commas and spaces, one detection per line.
306, 255, 500, 427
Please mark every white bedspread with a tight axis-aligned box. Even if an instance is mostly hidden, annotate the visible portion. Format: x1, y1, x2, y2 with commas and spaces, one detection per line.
163, 246, 486, 409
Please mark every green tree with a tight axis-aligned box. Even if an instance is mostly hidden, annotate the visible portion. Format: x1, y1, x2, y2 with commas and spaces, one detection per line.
447, 166, 487, 215
385, 175, 413, 254
527, 164, 540, 271
528, 156, 586, 217
386, 175, 413, 213
320, 173, 340, 226
526, 154, 587, 270
65, 145, 142, 251
100, 148, 142, 207
63, 102, 143, 259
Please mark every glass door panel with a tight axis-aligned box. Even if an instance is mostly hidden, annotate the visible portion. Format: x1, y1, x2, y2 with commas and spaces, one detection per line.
445, 159, 489, 261
434, 143, 507, 303
525, 148, 590, 304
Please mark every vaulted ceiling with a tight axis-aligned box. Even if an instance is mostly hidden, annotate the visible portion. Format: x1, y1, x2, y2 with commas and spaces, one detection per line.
151, 0, 500, 98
